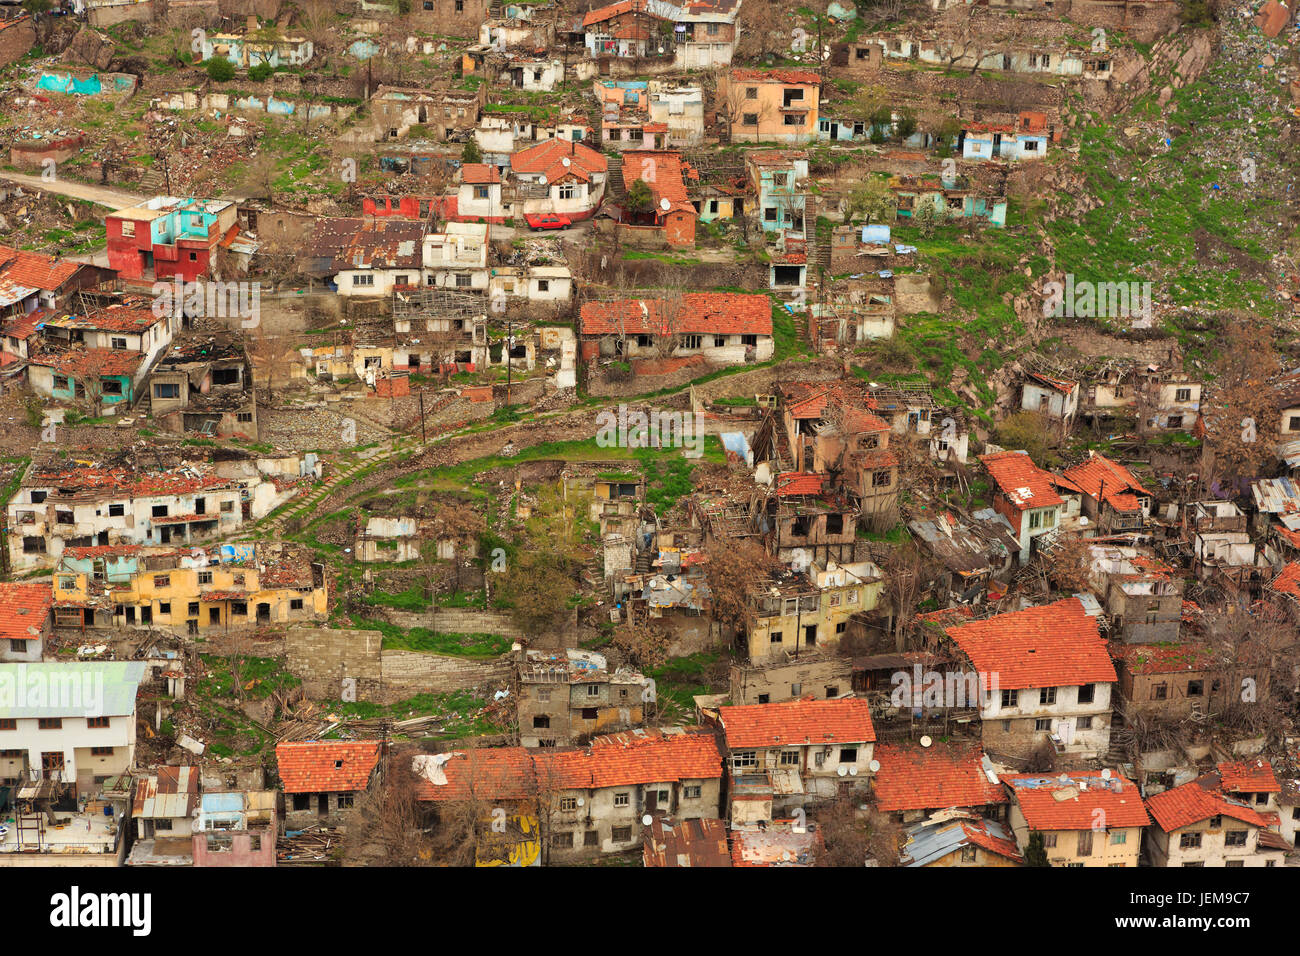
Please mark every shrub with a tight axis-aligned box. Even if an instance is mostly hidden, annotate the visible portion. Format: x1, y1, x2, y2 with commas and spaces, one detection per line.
248, 62, 274, 82
205, 57, 236, 82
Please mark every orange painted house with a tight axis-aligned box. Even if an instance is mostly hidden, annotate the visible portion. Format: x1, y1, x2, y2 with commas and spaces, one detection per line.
718, 68, 821, 145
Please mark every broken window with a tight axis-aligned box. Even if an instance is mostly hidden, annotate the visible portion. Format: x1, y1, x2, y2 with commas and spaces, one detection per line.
611, 826, 632, 843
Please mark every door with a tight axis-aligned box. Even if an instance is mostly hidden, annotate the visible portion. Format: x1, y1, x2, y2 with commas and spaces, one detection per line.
209, 607, 221, 625
805, 624, 817, 647
257, 603, 271, 623
195, 497, 206, 516
317, 794, 329, 820
992, 132, 1003, 157
125, 607, 136, 624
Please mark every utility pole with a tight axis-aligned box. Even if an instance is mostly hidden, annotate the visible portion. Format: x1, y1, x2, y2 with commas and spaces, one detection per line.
505, 314, 512, 408
418, 391, 426, 447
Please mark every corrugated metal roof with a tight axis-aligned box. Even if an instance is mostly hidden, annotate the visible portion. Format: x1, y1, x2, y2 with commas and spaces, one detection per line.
133, 765, 199, 819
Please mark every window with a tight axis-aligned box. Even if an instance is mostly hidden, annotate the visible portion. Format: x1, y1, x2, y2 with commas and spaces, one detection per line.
1224, 830, 1248, 847
1043, 834, 1057, 848
559, 797, 577, 811
581, 707, 598, 720
683, 335, 703, 350
121, 221, 135, 238
1110, 830, 1127, 844
1166, 415, 1184, 429
1034, 719, 1051, 732
743, 113, 759, 126
423, 1, 432, 7
338, 794, 354, 809
557, 184, 576, 200
1175, 388, 1192, 403
0, 719, 15, 730
158, 602, 171, 615
552, 832, 574, 849
293, 794, 310, 811
742, 334, 758, 347
611, 826, 632, 843
1076, 830, 1093, 855
779, 750, 800, 766
1291, 415, 1300, 432
199, 572, 213, 585
586, 684, 600, 697
583, 829, 599, 846
1225, 860, 1244, 868
220, 501, 234, 513
9, 639, 26, 654
90, 747, 114, 757
111, 338, 127, 349
538, 280, 549, 293
109, 503, 125, 517
1180, 832, 1202, 849
764, 207, 778, 222
684, 785, 701, 799
1039, 688, 1057, 705
1001, 689, 1017, 709
960, 845, 977, 863
154, 575, 170, 588
783, 114, 803, 126
613, 792, 630, 808
732, 750, 757, 770
1151, 683, 1168, 700
1077, 716, 1093, 730
455, 0, 464, 9
152, 505, 169, 518
189, 252, 199, 262
839, 747, 858, 763
353, 274, 374, 288
826, 686, 839, 698
188, 602, 200, 616
745, 87, 757, 99
791, 683, 801, 696
872, 469, 891, 487
714, 335, 727, 347
532, 715, 550, 729
87, 717, 110, 729
38, 718, 62, 730
1187, 680, 1203, 696
769, 631, 783, 644
537, 690, 551, 703
22, 537, 45, 554
1077, 683, 1094, 704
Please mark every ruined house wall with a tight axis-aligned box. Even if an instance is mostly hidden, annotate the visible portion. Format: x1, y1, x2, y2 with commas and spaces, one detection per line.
406, 0, 490, 38
729, 657, 853, 705
88, 1, 155, 28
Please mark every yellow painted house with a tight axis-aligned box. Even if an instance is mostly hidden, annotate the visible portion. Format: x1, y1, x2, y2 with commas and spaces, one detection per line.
53, 543, 327, 633
742, 561, 883, 662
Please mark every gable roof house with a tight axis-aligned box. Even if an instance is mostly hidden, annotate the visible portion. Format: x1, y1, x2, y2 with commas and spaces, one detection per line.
578, 293, 772, 368
938, 597, 1117, 761
508, 138, 608, 221
611, 149, 700, 248
979, 450, 1064, 563
0, 245, 110, 319
276, 740, 383, 829
715, 697, 876, 822
326, 220, 427, 299
1057, 452, 1153, 534
0, 580, 54, 662
872, 742, 1009, 824
1003, 771, 1149, 866
718, 68, 821, 145
1145, 768, 1288, 867
900, 811, 1024, 867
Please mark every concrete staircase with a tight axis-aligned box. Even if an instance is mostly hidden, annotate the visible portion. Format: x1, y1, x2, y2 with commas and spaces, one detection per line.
606, 154, 626, 200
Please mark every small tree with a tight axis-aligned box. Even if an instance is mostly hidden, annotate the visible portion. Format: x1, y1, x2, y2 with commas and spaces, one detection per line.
205, 57, 237, 82
847, 177, 895, 224
994, 410, 1056, 467
625, 178, 653, 217
462, 139, 483, 164
1024, 830, 1050, 866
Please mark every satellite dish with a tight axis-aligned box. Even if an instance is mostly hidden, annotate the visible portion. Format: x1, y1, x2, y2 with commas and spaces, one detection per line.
848, 765, 858, 776
659, 197, 671, 212
642, 814, 653, 826
576, 797, 584, 807
562, 156, 571, 167
1100, 768, 1112, 780
538, 175, 547, 185
836, 765, 848, 777
919, 735, 932, 748
868, 760, 880, 773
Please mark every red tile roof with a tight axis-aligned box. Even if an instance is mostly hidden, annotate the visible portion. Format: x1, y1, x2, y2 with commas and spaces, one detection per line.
415, 747, 537, 802
731, 67, 822, 85
1113, 641, 1217, 675
1004, 771, 1149, 831
0, 246, 84, 292
1218, 759, 1280, 794
0, 581, 52, 646
542, 728, 723, 789
416, 730, 723, 801
1060, 454, 1149, 513
1269, 561, 1300, 598
48, 306, 163, 333
276, 740, 381, 794
582, 0, 660, 27
511, 138, 607, 185
960, 817, 1024, 862
621, 150, 697, 216
872, 742, 1008, 813
943, 597, 1116, 690
461, 163, 501, 185
774, 471, 826, 497
580, 293, 772, 337
1146, 773, 1276, 832
718, 698, 876, 749
30, 348, 144, 378
979, 450, 1063, 510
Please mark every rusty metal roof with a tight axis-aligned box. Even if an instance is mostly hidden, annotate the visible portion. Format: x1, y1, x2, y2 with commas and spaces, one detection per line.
133, 765, 199, 819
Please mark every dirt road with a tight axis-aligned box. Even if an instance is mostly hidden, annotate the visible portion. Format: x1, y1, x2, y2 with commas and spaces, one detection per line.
1, 171, 147, 209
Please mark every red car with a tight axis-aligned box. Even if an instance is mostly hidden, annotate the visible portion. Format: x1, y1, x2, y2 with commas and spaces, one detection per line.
525, 213, 572, 230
